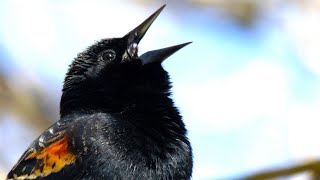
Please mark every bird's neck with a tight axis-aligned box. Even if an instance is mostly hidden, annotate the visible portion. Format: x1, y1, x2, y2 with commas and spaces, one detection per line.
60, 84, 174, 118
119, 93, 187, 137
123, 94, 177, 117
60, 63, 177, 122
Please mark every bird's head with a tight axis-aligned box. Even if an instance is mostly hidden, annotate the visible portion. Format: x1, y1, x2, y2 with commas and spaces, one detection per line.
60, 5, 190, 117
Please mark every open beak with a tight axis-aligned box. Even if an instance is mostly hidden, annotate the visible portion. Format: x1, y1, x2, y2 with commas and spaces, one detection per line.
124, 4, 191, 64
139, 42, 192, 65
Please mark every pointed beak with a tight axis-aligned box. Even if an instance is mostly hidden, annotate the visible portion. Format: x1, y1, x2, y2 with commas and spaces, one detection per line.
139, 42, 192, 65
123, 4, 192, 64
124, 5, 165, 58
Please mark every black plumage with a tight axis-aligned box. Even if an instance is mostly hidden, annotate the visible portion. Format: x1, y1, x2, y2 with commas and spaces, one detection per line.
7, 5, 192, 180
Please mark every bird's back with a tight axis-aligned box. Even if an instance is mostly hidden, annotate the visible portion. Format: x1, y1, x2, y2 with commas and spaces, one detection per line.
8, 111, 192, 180
73, 111, 193, 179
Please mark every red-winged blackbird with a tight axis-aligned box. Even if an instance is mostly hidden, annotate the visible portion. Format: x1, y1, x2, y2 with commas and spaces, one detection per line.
7, 5, 193, 180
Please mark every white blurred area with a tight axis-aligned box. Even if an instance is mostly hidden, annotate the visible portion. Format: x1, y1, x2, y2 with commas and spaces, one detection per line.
0, 0, 319, 179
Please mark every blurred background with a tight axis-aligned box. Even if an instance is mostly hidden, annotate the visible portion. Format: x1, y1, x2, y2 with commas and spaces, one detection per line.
0, 0, 320, 179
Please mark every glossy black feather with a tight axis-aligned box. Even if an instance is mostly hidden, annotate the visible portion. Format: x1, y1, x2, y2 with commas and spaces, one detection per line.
8, 7, 193, 179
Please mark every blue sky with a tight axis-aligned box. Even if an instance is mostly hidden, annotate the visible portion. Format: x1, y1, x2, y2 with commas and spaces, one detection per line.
1, 1, 320, 179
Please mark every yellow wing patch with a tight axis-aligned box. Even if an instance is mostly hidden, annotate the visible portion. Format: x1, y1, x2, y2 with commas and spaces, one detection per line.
11, 135, 77, 179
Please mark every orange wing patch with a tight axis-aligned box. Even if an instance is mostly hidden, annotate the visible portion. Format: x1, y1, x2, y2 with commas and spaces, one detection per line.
12, 135, 77, 179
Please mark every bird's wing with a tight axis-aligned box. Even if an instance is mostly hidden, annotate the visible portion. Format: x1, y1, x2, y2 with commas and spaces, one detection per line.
7, 119, 78, 180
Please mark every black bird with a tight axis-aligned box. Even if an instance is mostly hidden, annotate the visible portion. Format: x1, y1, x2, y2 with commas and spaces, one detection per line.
7, 5, 193, 180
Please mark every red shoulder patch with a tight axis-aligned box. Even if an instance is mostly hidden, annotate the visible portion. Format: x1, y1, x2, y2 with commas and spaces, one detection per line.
10, 135, 77, 179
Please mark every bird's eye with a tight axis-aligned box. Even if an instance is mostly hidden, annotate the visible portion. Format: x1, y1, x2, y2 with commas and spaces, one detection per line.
102, 50, 116, 61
